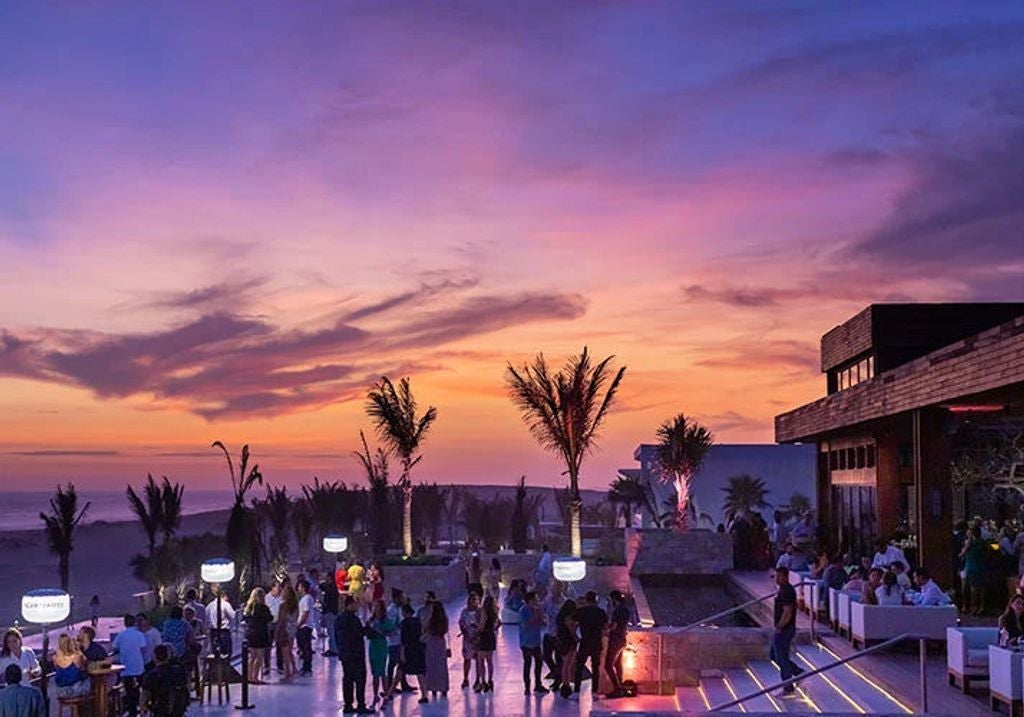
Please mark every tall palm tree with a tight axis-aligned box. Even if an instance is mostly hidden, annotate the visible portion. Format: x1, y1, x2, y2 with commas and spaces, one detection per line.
212, 441, 264, 589
39, 483, 90, 591
355, 429, 392, 556
292, 500, 313, 567
654, 413, 714, 532
302, 477, 363, 551
126, 474, 163, 557
510, 476, 543, 552
159, 477, 185, 544
721, 474, 771, 524
506, 347, 626, 557
365, 377, 438, 556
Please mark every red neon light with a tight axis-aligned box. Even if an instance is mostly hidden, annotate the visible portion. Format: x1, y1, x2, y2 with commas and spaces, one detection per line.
947, 405, 1005, 413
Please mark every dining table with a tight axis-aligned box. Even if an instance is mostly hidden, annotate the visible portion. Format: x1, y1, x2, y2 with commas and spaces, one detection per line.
88, 663, 124, 717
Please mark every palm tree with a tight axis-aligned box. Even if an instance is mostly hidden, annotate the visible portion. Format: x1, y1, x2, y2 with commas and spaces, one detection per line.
39, 483, 90, 591
365, 377, 438, 556
511, 476, 543, 552
722, 474, 771, 524
212, 441, 264, 589
159, 477, 185, 544
126, 474, 163, 557
506, 347, 626, 557
292, 500, 314, 567
654, 413, 714, 532
302, 477, 363, 551
607, 473, 661, 527
355, 430, 393, 556
788, 492, 812, 516
262, 486, 292, 567
460, 494, 512, 552
412, 484, 448, 548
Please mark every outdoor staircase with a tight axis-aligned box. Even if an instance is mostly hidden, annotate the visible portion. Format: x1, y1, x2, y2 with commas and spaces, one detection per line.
682, 644, 914, 713
601, 643, 916, 714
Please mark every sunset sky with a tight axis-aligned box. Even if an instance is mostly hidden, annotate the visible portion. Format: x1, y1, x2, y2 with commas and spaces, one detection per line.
1, 2, 1022, 492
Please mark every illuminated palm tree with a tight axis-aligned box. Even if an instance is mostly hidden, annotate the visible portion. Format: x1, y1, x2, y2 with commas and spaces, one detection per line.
39, 483, 90, 591
506, 347, 626, 557
655, 413, 714, 532
365, 377, 437, 557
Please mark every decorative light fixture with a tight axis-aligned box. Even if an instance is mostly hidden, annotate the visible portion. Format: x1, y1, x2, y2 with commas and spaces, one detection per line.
201, 558, 235, 584
623, 645, 638, 671
323, 534, 348, 554
21, 589, 70, 625
552, 556, 586, 583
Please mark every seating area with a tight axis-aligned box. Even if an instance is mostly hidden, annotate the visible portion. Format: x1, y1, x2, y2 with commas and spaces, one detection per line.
946, 627, 999, 693
849, 602, 958, 649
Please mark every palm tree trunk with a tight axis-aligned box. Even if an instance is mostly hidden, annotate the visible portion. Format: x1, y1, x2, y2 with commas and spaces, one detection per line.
60, 554, 70, 592
675, 472, 690, 532
569, 470, 582, 557
403, 483, 413, 557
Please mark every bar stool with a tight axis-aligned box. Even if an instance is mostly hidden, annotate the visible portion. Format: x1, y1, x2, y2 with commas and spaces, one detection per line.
202, 654, 231, 705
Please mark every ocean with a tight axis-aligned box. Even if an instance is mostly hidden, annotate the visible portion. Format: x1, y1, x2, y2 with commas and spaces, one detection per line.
0, 490, 236, 532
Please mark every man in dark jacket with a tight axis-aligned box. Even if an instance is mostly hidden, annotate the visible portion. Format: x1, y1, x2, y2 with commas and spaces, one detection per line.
573, 591, 608, 694
334, 596, 372, 714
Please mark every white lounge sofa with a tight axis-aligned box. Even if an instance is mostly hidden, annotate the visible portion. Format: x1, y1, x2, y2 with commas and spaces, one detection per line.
946, 626, 998, 692
789, 570, 812, 611
990, 645, 1024, 715
837, 591, 862, 639
829, 588, 858, 632
849, 602, 958, 648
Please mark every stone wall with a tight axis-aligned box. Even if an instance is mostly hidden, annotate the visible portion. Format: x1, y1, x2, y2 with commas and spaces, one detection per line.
625, 528, 733, 575
623, 626, 769, 692
384, 561, 465, 603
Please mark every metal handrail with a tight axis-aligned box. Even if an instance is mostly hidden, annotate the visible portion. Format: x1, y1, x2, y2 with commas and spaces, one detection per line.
709, 632, 928, 713
677, 592, 778, 632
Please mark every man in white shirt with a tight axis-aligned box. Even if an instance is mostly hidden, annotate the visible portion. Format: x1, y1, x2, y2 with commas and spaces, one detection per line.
296, 579, 316, 676
871, 539, 909, 572
535, 545, 553, 591
265, 581, 283, 671
111, 613, 147, 717
135, 613, 162, 668
184, 589, 208, 633
913, 568, 949, 606
206, 585, 236, 657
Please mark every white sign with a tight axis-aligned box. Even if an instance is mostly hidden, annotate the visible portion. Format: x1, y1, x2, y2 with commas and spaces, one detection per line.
553, 556, 586, 583
201, 558, 235, 584
22, 589, 70, 624
323, 534, 348, 553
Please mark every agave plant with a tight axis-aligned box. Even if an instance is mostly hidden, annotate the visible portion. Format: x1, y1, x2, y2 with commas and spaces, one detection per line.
506, 348, 626, 557
365, 377, 437, 557
654, 413, 714, 532
40, 483, 90, 591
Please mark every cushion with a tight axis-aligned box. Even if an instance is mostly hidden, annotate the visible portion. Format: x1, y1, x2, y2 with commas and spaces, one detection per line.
967, 648, 989, 668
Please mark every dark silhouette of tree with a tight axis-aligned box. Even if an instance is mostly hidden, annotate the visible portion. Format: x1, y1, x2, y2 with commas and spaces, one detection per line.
40, 483, 90, 591
355, 430, 393, 556
126, 474, 163, 558
212, 441, 264, 591
510, 476, 543, 553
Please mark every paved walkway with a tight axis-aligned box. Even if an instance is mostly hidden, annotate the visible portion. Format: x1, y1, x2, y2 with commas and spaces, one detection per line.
195, 599, 669, 717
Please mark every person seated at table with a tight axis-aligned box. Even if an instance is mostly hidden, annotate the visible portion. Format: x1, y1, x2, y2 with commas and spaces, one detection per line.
999, 594, 1024, 645
0, 629, 40, 682
890, 561, 912, 590
911, 567, 950, 606
821, 555, 848, 594
871, 538, 909, 572
874, 571, 905, 606
142, 645, 189, 717
53, 633, 92, 698
0, 664, 44, 717
861, 568, 883, 606
841, 566, 867, 593
77, 626, 108, 663
775, 543, 809, 572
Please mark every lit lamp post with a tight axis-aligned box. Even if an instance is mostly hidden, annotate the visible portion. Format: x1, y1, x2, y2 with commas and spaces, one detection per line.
22, 588, 70, 714
553, 556, 586, 596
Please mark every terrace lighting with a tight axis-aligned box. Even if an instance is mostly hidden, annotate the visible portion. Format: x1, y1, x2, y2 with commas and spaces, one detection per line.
201, 558, 236, 584
552, 556, 586, 583
323, 534, 349, 554
21, 589, 70, 625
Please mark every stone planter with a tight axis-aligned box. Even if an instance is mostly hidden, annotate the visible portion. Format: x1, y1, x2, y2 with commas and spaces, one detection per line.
626, 527, 733, 576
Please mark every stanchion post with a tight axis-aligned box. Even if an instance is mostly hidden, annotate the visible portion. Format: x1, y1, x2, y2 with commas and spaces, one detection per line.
235, 639, 255, 710
919, 637, 928, 714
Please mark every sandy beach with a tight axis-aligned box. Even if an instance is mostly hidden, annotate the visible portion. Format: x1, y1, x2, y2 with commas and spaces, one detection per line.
0, 509, 230, 629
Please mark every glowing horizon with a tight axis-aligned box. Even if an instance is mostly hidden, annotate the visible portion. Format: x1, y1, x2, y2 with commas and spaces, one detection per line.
1, 3, 1022, 491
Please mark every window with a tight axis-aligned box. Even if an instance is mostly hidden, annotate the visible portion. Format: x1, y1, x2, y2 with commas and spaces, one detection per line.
838, 449, 847, 470
856, 446, 866, 469
833, 354, 875, 392
866, 445, 876, 468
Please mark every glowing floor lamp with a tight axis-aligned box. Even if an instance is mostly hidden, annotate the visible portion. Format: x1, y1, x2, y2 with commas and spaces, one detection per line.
201, 558, 235, 661
553, 556, 587, 596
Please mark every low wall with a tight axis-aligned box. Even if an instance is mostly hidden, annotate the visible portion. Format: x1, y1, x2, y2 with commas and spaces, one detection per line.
473, 553, 629, 595
623, 626, 770, 692
626, 528, 733, 575
385, 561, 465, 603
